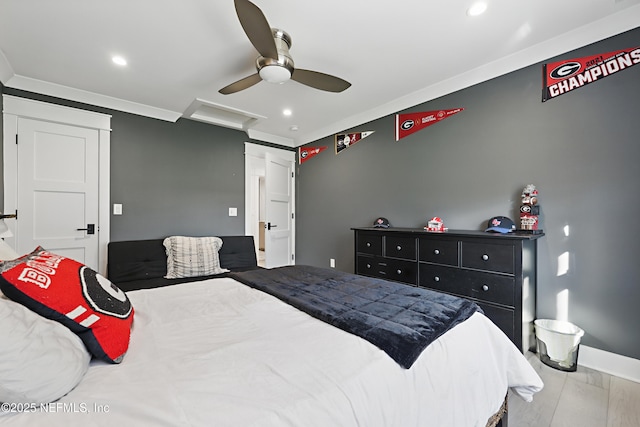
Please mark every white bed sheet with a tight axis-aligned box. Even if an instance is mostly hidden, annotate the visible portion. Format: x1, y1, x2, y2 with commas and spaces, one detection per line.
1, 277, 542, 426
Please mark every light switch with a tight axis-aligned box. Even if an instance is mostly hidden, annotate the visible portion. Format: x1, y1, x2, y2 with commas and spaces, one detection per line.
113, 204, 123, 215
229, 207, 238, 217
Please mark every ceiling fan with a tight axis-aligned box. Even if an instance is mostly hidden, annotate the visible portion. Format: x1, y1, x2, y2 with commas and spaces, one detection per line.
219, 0, 351, 95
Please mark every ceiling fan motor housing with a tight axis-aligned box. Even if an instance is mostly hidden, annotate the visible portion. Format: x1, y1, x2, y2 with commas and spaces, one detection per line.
257, 29, 294, 83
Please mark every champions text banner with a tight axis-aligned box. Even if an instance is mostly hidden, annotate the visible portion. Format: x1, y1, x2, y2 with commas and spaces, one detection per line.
542, 47, 640, 101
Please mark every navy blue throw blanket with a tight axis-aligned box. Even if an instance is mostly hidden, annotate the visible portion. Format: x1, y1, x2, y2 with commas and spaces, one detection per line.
230, 265, 481, 369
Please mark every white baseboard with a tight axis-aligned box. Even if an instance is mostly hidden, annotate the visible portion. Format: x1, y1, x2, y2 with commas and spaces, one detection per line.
579, 345, 640, 383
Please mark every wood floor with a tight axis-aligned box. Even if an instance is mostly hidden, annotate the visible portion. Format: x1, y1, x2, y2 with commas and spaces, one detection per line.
508, 352, 640, 427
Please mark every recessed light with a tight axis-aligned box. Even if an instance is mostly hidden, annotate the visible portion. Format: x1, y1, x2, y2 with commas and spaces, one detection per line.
112, 56, 127, 66
283, 109, 292, 116
467, 2, 487, 16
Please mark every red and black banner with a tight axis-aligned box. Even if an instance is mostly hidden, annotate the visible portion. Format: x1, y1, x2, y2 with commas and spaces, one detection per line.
335, 131, 374, 154
298, 146, 327, 164
395, 109, 463, 141
542, 46, 640, 101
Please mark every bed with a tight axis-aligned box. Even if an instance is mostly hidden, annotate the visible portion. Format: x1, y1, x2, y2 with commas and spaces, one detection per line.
0, 235, 543, 426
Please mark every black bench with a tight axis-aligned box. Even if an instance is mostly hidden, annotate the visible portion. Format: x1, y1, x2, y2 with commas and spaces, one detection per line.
107, 235, 260, 292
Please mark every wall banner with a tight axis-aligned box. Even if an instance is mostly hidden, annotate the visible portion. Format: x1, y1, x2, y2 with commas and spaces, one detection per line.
395, 109, 463, 141
299, 146, 327, 164
335, 131, 374, 154
542, 46, 640, 102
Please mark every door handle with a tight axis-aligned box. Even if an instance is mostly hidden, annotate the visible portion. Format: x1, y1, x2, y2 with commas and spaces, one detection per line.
266, 222, 277, 230
77, 224, 95, 235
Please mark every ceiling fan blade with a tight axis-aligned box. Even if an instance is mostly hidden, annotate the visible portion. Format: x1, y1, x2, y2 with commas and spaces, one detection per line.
291, 69, 351, 93
219, 73, 262, 95
234, 0, 278, 59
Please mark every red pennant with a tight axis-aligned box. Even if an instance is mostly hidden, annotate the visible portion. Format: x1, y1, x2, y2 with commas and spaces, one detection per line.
395, 109, 463, 141
542, 46, 640, 101
299, 146, 327, 164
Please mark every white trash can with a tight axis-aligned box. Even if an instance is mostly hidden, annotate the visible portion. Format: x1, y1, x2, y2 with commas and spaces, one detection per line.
534, 319, 584, 372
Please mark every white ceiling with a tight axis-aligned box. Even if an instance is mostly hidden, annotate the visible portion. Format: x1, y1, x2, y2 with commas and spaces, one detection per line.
1, 0, 639, 147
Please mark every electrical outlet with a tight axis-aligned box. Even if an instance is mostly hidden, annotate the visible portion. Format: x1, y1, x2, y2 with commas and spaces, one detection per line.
229, 207, 238, 217
330, 258, 335, 268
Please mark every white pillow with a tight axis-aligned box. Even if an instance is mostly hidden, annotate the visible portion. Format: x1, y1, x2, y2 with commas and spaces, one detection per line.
0, 239, 19, 261
0, 241, 20, 298
0, 298, 91, 404
163, 236, 229, 279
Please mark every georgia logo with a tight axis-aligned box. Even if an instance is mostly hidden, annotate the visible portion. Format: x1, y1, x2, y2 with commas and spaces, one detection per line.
401, 120, 414, 130
550, 62, 581, 80
80, 266, 132, 318
301, 150, 308, 159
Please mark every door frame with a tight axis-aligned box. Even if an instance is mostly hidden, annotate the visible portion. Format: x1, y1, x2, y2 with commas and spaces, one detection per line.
244, 142, 295, 265
2, 95, 111, 275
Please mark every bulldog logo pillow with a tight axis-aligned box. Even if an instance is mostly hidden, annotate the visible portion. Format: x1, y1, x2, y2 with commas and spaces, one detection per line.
0, 247, 134, 363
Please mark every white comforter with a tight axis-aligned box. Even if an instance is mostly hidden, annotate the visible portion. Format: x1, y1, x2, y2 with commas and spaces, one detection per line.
2, 277, 542, 426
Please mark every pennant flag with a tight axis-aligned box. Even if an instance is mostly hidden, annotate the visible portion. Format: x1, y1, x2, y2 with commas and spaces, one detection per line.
299, 146, 328, 164
335, 131, 374, 154
395, 109, 463, 141
542, 46, 640, 102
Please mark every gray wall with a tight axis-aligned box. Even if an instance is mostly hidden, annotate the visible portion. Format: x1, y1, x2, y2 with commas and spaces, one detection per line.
109, 113, 247, 241
296, 27, 640, 360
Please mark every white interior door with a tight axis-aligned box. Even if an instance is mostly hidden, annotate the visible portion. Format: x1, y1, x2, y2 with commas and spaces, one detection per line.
3, 95, 111, 275
16, 117, 100, 269
264, 152, 294, 268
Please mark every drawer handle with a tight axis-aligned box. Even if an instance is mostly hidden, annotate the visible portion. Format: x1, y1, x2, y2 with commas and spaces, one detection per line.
396, 245, 402, 251
482, 254, 489, 261
434, 249, 440, 255
366, 242, 371, 247
396, 269, 402, 275
434, 276, 440, 282
482, 284, 489, 291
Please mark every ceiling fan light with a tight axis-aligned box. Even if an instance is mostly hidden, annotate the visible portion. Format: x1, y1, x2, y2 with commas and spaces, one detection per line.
259, 65, 291, 84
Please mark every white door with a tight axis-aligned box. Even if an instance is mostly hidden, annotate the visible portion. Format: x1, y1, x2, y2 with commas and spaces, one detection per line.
15, 118, 100, 269
264, 152, 294, 268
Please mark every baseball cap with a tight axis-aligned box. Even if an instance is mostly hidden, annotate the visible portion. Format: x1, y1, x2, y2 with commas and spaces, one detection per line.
485, 216, 516, 233
373, 217, 391, 228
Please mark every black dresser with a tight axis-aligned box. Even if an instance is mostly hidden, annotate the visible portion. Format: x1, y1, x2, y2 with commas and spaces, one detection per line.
353, 227, 544, 353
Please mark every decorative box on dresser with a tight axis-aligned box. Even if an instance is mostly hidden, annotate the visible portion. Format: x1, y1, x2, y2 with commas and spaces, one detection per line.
353, 227, 544, 353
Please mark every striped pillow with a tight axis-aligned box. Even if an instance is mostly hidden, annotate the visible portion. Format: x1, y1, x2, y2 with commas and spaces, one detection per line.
163, 236, 229, 279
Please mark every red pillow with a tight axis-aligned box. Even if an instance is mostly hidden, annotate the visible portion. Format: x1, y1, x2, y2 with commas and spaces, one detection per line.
0, 248, 134, 363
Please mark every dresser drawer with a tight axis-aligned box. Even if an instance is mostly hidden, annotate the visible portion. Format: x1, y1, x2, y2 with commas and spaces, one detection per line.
419, 264, 459, 293
457, 270, 515, 307
356, 233, 383, 256
356, 255, 385, 277
461, 241, 514, 274
419, 237, 458, 266
377, 258, 417, 285
385, 236, 417, 261
357, 255, 416, 284
419, 265, 514, 307
476, 302, 515, 341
